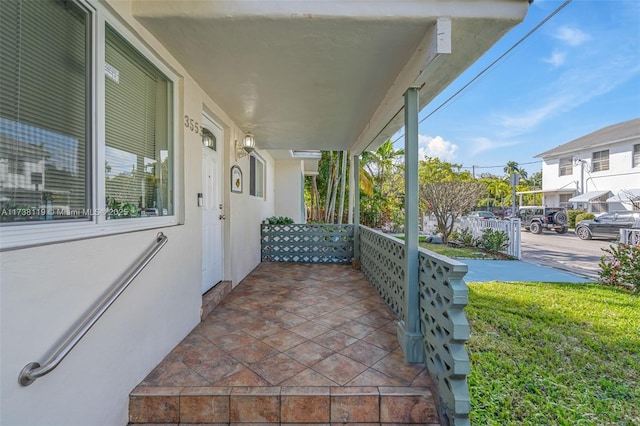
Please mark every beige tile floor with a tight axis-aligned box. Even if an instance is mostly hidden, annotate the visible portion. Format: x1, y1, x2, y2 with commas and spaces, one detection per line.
130, 262, 440, 424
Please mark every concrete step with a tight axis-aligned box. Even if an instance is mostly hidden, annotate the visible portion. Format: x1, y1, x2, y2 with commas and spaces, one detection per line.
202, 281, 232, 321
129, 385, 440, 424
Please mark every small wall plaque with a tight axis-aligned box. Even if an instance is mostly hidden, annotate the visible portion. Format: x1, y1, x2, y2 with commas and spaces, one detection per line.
231, 165, 242, 193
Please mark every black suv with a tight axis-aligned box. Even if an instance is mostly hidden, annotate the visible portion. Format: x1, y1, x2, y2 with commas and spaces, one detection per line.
518, 206, 568, 234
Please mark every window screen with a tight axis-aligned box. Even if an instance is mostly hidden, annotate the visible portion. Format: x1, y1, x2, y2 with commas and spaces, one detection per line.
559, 157, 572, 176
0, 0, 90, 223
105, 25, 172, 219
592, 150, 609, 172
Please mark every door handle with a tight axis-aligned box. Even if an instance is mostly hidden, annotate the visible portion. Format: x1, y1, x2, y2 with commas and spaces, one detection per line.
219, 214, 226, 220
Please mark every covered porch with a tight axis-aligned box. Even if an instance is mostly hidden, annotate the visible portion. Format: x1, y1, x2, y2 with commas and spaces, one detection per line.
127, 2, 528, 425
130, 262, 439, 424
131, 224, 470, 424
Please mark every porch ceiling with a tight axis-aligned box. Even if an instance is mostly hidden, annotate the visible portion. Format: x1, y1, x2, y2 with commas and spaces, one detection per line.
133, 1, 528, 153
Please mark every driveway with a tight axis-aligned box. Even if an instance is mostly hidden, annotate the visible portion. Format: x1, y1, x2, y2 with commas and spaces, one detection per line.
520, 230, 616, 279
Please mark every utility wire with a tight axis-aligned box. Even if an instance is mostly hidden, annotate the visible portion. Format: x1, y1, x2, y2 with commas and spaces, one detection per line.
461, 160, 543, 170
392, 0, 574, 145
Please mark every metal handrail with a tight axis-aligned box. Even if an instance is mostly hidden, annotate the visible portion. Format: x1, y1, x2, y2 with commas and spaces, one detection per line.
18, 232, 168, 386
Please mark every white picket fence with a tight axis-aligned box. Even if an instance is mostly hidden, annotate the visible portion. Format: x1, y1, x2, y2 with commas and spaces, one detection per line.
620, 229, 640, 246
456, 217, 522, 259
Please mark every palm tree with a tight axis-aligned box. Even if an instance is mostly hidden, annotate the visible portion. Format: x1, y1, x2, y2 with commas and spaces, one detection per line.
359, 140, 405, 228
503, 160, 528, 180
306, 142, 403, 226
484, 178, 511, 206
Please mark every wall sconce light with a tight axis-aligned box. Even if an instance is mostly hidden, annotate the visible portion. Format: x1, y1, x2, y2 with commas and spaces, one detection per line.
235, 132, 256, 160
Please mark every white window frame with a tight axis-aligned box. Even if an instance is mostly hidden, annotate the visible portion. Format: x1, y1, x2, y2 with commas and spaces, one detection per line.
250, 153, 265, 199
591, 150, 609, 172
633, 144, 640, 168
558, 157, 572, 176
0, 0, 179, 250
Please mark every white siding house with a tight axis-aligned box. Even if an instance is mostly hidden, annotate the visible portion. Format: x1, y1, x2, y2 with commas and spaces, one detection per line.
535, 118, 640, 213
0, 1, 530, 425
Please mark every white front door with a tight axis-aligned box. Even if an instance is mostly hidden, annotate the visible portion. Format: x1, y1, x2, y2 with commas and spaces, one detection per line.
201, 118, 224, 293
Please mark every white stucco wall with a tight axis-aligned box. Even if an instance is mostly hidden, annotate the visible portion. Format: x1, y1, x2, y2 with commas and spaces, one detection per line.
228, 149, 275, 286
0, 1, 273, 425
274, 160, 305, 223
1, 229, 201, 426
542, 138, 640, 207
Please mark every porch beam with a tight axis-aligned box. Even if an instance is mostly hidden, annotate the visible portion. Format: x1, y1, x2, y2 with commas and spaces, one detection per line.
353, 154, 361, 261
348, 154, 355, 224
397, 87, 425, 363
351, 17, 451, 154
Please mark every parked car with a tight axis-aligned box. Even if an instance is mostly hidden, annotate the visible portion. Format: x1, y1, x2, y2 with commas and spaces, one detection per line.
502, 207, 516, 220
467, 210, 495, 219
518, 206, 568, 234
575, 211, 640, 240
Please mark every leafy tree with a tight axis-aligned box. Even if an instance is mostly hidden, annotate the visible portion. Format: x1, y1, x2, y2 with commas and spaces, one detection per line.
305, 149, 376, 224
337, 151, 348, 223
528, 171, 542, 188
480, 176, 510, 207
419, 156, 472, 183
359, 140, 405, 229
306, 151, 347, 223
303, 141, 432, 231
503, 160, 528, 180
620, 189, 640, 210
307, 174, 321, 222
419, 157, 485, 242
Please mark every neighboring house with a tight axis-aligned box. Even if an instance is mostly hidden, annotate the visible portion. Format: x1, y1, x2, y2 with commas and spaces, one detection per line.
535, 118, 640, 213
0, 1, 530, 425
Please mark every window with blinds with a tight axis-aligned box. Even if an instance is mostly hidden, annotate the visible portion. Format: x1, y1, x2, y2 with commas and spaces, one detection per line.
558, 157, 572, 176
592, 150, 609, 172
633, 144, 640, 168
0, 0, 174, 231
559, 193, 572, 209
249, 155, 264, 198
105, 26, 172, 219
0, 0, 90, 223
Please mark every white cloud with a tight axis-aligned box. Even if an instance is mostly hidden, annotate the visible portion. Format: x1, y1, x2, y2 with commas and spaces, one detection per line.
542, 50, 566, 68
553, 25, 591, 47
418, 135, 458, 161
467, 137, 520, 157
496, 96, 569, 136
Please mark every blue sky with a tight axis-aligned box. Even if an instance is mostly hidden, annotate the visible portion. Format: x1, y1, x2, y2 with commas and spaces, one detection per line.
393, 0, 640, 177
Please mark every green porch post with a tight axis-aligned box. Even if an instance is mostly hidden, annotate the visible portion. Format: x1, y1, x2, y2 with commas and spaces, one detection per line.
353, 154, 360, 261
397, 87, 425, 363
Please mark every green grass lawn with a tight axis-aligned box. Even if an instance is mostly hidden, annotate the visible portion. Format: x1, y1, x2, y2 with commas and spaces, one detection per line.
465, 282, 640, 425
419, 241, 509, 259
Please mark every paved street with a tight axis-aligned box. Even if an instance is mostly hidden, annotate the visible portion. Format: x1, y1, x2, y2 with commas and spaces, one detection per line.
520, 230, 616, 279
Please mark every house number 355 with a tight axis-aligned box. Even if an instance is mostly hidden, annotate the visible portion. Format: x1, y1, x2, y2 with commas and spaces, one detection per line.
184, 115, 202, 135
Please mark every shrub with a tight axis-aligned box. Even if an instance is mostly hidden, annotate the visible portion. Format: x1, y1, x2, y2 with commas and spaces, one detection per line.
567, 209, 585, 228
575, 212, 595, 225
455, 227, 477, 247
599, 243, 639, 294
477, 228, 509, 253
263, 216, 294, 225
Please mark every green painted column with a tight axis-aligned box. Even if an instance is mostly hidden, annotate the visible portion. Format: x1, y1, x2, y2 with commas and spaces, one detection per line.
397, 87, 425, 363
353, 154, 360, 261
